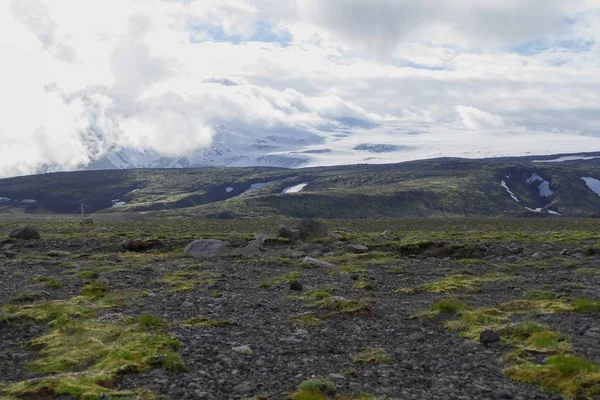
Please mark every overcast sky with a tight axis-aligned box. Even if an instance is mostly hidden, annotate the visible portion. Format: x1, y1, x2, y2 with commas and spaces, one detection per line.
1, 0, 600, 177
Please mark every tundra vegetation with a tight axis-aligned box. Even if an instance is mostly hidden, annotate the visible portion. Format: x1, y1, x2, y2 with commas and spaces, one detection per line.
0, 217, 599, 399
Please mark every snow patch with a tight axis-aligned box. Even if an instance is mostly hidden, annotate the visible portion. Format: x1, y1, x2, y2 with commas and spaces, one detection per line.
525, 207, 543, 213
283, 183, 309, 194
526, 173, 543, 184
538, 181, 554, 197
582, 177, 600, 197
526, 173, 554, 197
21, 199, 37, 204
129, 189, 141, 193
248, 182, 272, 191
111, 200, 126, 208
501, 181, 520, 202
547, 210, 561, 215
0, 197, 11, 203
226, 187, 234, 193
535, 155, 600, 163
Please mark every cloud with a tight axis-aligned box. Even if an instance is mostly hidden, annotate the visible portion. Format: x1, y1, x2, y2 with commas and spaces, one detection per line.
0, 0, 599, 177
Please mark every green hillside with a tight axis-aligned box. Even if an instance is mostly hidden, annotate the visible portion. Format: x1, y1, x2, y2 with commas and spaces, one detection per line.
1, 157, 600, 218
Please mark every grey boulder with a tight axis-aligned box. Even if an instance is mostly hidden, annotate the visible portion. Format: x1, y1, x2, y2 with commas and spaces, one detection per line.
184, 240, 228, 259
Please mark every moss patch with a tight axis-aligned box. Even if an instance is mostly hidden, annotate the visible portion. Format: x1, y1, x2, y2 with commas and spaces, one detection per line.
397, 273, 512, 294
353, 348, 391, 365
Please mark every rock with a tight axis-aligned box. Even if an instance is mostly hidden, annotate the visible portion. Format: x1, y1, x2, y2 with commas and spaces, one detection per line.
302, 257, 335, 269
233, 382, 253, 394
560, 248, 570, 256
288, 250, 307, 259
121, 239, 149, 252
494, 389, 514, 399
82, 218, 95, 224
107, 254, 122, 263
9, 226, 40, 240
232, 345, 253, 356
277, 225, 301, 241
90, 227, 109, 234
345, 244, 369, 254
289, 281, 303, 291
480, 330, 501, 345
291, 219, 328, 240
181, 301, 194, 308
328, 373, 346, 381
97, 276, 110, 286
242, 243, 262, 259
409, 332, 425, 342
47, 250, 71, 257
184, 240, 228, 260
531, 251, 546, 260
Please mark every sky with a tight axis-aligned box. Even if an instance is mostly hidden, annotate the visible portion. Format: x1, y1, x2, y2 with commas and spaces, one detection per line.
1, 0, 600, 177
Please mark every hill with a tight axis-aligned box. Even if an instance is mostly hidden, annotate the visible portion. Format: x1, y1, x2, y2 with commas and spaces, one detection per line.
1, 155, 600, 218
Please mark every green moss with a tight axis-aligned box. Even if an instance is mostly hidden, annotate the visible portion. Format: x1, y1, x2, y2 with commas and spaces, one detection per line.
445, 307, 508, 339
4, 304, 184, 400
352, 278, 374, 291
498, 299, 572, 314
525, 289, 557, 300
572, 298, 600, 313
457, 258, 485, 265
158, 270, 221, 293
506, 355, 600, 399
290, 379, 336, 399
80, 281, 110, 299
576, 268, 600, 275
259, 272, 302, 289
180, 316, 233, 327
2, 296, 109, 322
397, 273, 512, 294
353, 347, 391, 365
136, 314, 166, 328
422, 298, 471, 319
289, 313, 323, 327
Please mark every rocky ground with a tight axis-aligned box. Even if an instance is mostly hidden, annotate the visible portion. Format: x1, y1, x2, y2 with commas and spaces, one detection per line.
0, 219, 600, 400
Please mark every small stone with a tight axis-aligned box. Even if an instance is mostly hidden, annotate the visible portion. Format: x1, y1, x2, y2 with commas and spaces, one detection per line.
302, 257, 335, 269
328, 373, 346, 381
560, 248, 570, 256
47, 250, 71, 257
531, 251, 546, 260
289, 281, 303, 291
345, 244, 369, 254
233, 382, 253, 394
182, 301, 194, 308
96, 276, 110, 286
409, 332, 425, 342
232, 345, 253, 356
494, 389, 514, 399
480, 330, 501, 345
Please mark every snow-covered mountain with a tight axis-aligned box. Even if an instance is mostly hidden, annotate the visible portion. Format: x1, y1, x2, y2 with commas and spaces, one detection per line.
87, 125, 322, 170
84, 122, 600, 172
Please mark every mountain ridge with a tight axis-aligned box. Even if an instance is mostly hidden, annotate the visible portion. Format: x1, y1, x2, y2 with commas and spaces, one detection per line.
1, 154, 600, 219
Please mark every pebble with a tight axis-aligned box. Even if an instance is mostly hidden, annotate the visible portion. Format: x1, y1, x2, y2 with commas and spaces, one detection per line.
232, 345, 253, 356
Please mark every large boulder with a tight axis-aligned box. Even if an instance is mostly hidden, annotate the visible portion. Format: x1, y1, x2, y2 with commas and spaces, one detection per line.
277, 225, 301, 241
9, 226, 40, 240
291, 219, 328, 240
185, 239, 228, 259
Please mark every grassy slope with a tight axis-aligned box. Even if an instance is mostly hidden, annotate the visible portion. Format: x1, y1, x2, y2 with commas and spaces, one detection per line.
1, 158, 600, 218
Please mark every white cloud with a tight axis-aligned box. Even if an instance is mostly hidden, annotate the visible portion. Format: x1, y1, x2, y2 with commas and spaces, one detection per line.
0, 0, 599, 177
